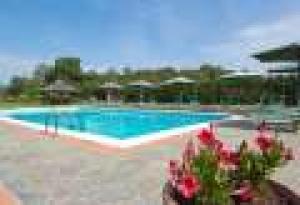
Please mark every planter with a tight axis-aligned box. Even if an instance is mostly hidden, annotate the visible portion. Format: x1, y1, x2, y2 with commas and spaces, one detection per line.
162, 180, 300, 205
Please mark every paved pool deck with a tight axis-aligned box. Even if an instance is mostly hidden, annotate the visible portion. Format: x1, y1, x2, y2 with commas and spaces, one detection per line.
0, 120, 299, 205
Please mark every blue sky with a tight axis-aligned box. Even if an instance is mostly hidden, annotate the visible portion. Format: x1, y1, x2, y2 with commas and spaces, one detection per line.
0, 0, 300, 81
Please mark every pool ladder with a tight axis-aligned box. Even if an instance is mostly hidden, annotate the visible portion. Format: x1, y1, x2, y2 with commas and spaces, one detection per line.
44, 112, 86, 135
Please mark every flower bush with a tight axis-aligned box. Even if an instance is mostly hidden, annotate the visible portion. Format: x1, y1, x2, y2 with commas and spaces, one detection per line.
166, 123, 293, 205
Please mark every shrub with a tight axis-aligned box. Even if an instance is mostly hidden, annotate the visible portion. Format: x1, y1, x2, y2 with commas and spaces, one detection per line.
166, 123, 293, 205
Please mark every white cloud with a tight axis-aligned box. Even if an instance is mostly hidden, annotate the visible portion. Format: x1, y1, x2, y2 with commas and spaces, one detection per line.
0, 54, 38, 83
239, 13, 300, 51
1, 11, 299, 81
202, 13, 300, 70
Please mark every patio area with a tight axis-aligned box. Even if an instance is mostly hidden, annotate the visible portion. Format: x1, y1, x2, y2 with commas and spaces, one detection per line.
0, 120, 299, 205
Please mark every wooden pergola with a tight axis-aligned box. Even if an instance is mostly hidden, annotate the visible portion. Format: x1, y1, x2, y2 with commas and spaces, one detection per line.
253, 43, 300, 105
219, 72, 262, 105
99, 82, 122, 105
43, 79, 76, 105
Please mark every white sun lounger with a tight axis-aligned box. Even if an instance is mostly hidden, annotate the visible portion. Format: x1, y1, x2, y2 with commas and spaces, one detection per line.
264, 119, 297, 132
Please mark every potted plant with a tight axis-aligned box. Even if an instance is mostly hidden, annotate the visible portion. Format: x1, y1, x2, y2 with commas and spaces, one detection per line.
163, 123, 294, 205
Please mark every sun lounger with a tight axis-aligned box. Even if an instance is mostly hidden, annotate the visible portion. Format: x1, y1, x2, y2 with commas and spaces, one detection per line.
264, 119, 296, 132
251, 104, 298, 132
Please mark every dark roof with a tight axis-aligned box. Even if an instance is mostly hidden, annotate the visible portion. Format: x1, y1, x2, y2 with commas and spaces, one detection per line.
252, 43, 300, 62
268, 67, 298, 73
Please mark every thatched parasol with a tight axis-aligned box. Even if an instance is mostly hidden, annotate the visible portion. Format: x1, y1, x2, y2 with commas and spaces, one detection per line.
42, 79, 76, 135
43, 79, 76, 93
161, 77, 197, 104
127, 80, 157, 104
161, 77, 196, 85
99, 82, 122, 104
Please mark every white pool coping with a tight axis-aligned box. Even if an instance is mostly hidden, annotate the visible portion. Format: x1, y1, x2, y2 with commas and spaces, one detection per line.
0, 106, 234, 148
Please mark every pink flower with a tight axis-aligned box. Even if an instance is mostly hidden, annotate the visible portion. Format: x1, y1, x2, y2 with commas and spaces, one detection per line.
177, 174, 200, 199
217, 148, 240, 170
168, 160, 180, 186
182, 139, 196, 163
233, 183, 254, 202
213, 139, 224, 152
169, 160, 179, 173
209, 123, 214, 133
197, 128, 215, 146
255, 135, 273, 152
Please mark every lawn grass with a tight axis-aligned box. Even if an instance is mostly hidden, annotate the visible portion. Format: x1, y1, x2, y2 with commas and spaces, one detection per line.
0, 101, 42, 109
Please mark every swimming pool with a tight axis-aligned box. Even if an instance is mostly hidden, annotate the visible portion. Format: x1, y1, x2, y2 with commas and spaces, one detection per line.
3, 107, 228, 147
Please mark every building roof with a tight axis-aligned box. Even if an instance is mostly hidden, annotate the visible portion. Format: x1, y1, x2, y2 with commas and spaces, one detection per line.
253, 43, 300, 62
220, 71, 263, 79
161, 77, 196, 85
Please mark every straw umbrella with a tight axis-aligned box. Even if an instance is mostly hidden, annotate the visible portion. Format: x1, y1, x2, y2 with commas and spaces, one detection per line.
44, 79, 76, 95
127, 80, 157, 105
161, 77, 196, 105
99, 82, 122, 105
42, 79, 76, 134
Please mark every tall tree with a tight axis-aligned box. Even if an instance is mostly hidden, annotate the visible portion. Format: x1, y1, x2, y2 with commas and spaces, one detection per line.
33, 63, 56, 83
6, 76, 26, 96
199, 64, 224, 81
54, 57, 82, 81
122, 67, 132, 75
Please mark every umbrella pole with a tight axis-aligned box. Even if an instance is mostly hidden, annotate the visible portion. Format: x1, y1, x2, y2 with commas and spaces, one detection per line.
54, 112, 58, 136
44, 93, 48, 134
107, 90, 111, 106
179, 90, 183, 108
297, 63, 300, 105
139, 93, 142, 107
45, 115, 48, 134
139, 89, 142, 107
54, 93, 61, 137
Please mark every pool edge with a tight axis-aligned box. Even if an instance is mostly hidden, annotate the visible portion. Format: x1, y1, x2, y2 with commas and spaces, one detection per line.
0, 107, 233, 149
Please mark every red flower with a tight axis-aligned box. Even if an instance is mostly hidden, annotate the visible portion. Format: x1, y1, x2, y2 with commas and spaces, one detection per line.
233, 183, 253, 202
177, 174, 200, 199
255, 135, 273, 152
218, 148, 240, 170
213, 139, 224, 152
182, 139, 196, 163
169, 160, 179, 173
168, 160, 180, 186
197, 128, 215, 146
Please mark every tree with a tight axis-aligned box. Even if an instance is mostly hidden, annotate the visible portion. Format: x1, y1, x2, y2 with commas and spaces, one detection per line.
54, 57, 82, 81
122, 67, 132, 75
6, 76, 26, 96
199, 64, 224, 81
33, 63, 56, 84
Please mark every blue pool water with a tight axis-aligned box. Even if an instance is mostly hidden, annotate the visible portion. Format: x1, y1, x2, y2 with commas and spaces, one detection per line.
9, 108, 227, 139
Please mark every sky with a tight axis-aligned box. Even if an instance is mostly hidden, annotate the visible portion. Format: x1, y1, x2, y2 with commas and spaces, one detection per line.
0, 0, 300, 82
